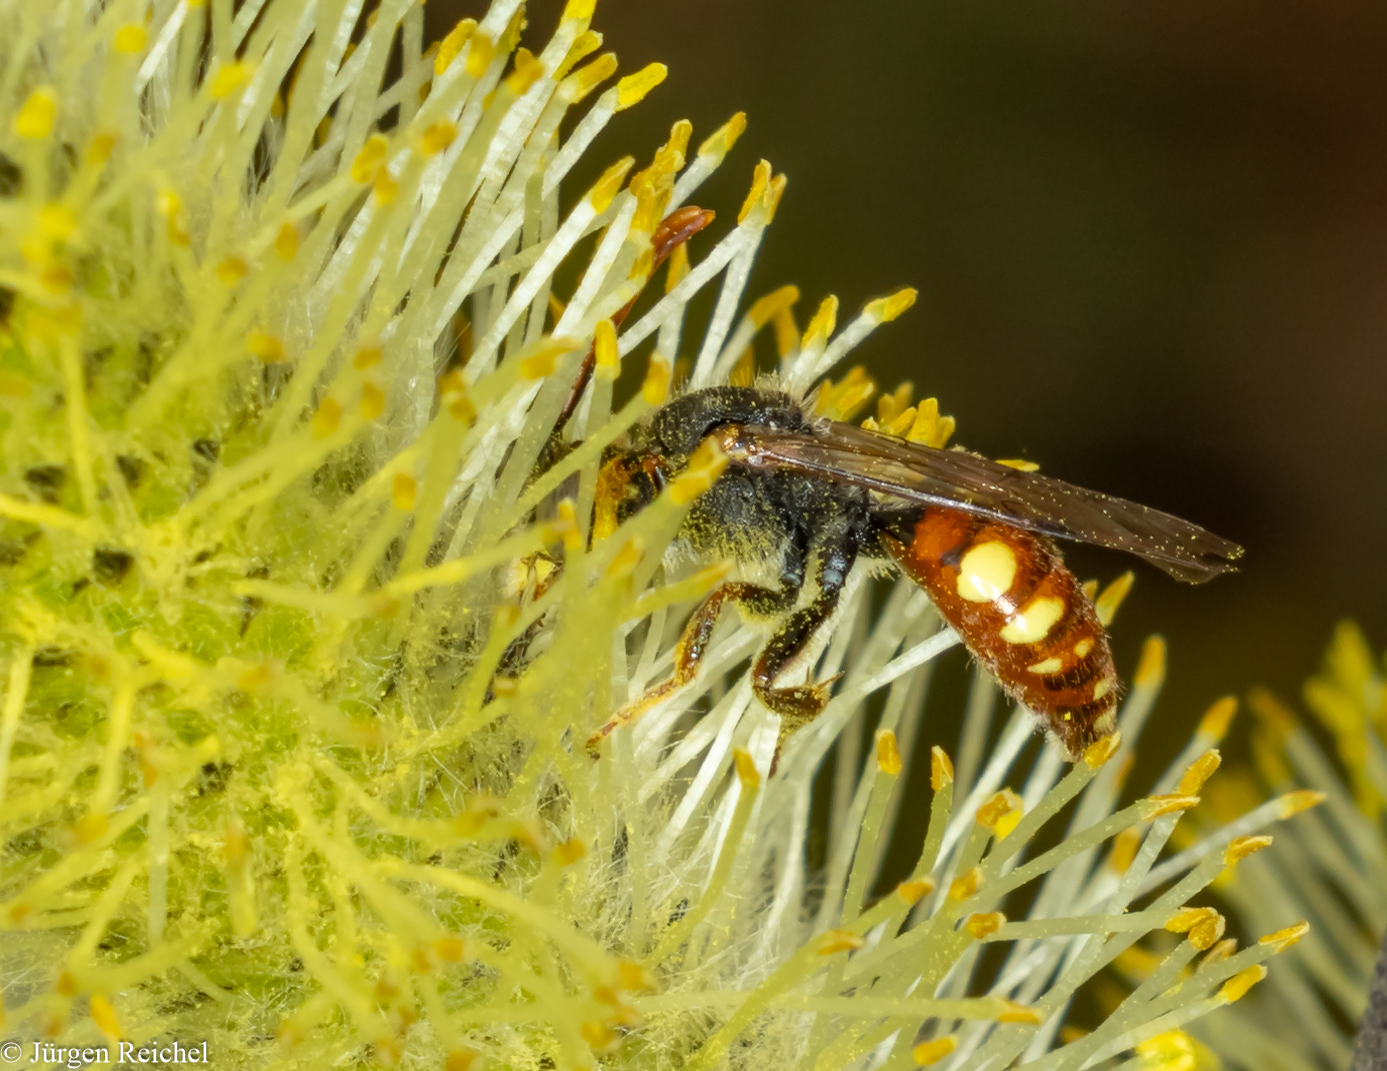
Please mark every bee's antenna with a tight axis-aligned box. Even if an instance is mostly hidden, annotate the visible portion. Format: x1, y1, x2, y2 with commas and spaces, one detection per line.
536, 206, 716, 477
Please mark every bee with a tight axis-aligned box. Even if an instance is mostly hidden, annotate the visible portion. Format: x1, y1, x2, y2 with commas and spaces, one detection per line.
534, 205, 1241, 762
580, 383, 1242, 761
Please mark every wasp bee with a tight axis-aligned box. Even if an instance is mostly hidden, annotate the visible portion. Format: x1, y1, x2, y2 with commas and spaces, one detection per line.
582, 384, 1242, 759
539, 209, 1242, 762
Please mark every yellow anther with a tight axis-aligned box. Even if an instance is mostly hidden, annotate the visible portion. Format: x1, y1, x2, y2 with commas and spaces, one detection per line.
931, 746, 953, 791
1178, 750, 1222, 795
976, 789, 1022, 831
996, 999, 1041, 1025
1198, 696, 1238, 741
912, 1036, 957, 1066
1224, 834, 1273, 865
555, 837, 586, 866
966, 912, 1005, 939
1083, 731, 1121, 768
749, 285, 799, 330
618, 960, 655, 992
15, 86, 57, 139
876, 730, 902, 775
114, 24, 147, 53
668, 119, 693, 159
75, 813, 107, 842
616, 63, 667, 110
41, 261, 74, 293
56, 970, 80, 996
520, 350, 557, 381
391, 474, 417, 512
865, 287, 918, 323
1218, 964, 1267, 1003
1189, 913, 1226, 951
877, 381, 914, 425
1141, 793, 1199, 820
670, 438, 729, 505
588, 155, 635, 212
1259, 921, 1309, 952
555, 499, 583, 552
359, 383, 385, 421
1080, 579, 1099, 601
505, 48, 543, 95
351, 135, 388, 182
1278, 789, 1325, 818
948, 866, 982, 901
275, 220, 299, 260
1108, 828, 1141, 874
896, 878, 934, 906
562, 0, 597, 19
566, 53, 618, 103
817, 930, 865, 955
594, 319, 620, 379
555, 31, 602, 83
217, 256, 248, 286
434, 19, 476, 75
420, 121, 457, 156
1136, 1031, 1196, 1063
89, 994, 122, 1039
433, 936, 466, 962
996, 458, 1040, 472
1134, 636, 1167, 688
699, 111, 747, 161
210, 61, 252, 99
734, 747, 760, 788
1094, 571, 1135, 627
814, 366, 877, 421
354, 345, 383, 369
802, 295, 838, 349
1201, 939, 1238, 966
642, 355, 671, 405
737, 159, 772, 225
605, 537, 644, 579
466, 33, 494, 78
373, 168, 398, 204
772, 303, 799, 358
247, 330, 286, 362
1165, 906, 1218, 934
313, 397, 343, 438
444, 1052, 477, 1071
87, 132, 117, 164
906, 397, 955, 448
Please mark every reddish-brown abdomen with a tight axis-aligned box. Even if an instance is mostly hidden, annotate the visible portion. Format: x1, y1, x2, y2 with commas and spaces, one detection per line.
883, 507, 1118, 757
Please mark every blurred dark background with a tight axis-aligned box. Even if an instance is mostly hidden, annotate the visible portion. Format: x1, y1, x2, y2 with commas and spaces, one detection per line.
431, 0, 1387, 771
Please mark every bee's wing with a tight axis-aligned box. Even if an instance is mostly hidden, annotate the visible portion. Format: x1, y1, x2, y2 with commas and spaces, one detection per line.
720, 421, 1244, 583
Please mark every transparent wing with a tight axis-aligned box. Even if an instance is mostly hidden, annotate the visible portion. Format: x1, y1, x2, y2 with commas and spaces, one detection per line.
717, 421, 1244, 583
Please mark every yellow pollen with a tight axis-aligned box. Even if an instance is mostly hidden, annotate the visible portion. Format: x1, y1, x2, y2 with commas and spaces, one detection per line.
1091, 677, 1115, 701
955, 541, 1018, 604
1073, 638, 1093, 658
1000, 595, 1066, 645
1027, 656, 1063, 675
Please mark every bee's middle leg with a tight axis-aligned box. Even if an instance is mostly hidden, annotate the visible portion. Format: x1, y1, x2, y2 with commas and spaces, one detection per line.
752, 534, 858, 766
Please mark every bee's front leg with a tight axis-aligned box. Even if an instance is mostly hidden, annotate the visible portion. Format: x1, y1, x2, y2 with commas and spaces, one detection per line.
584, 579, 800, 755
